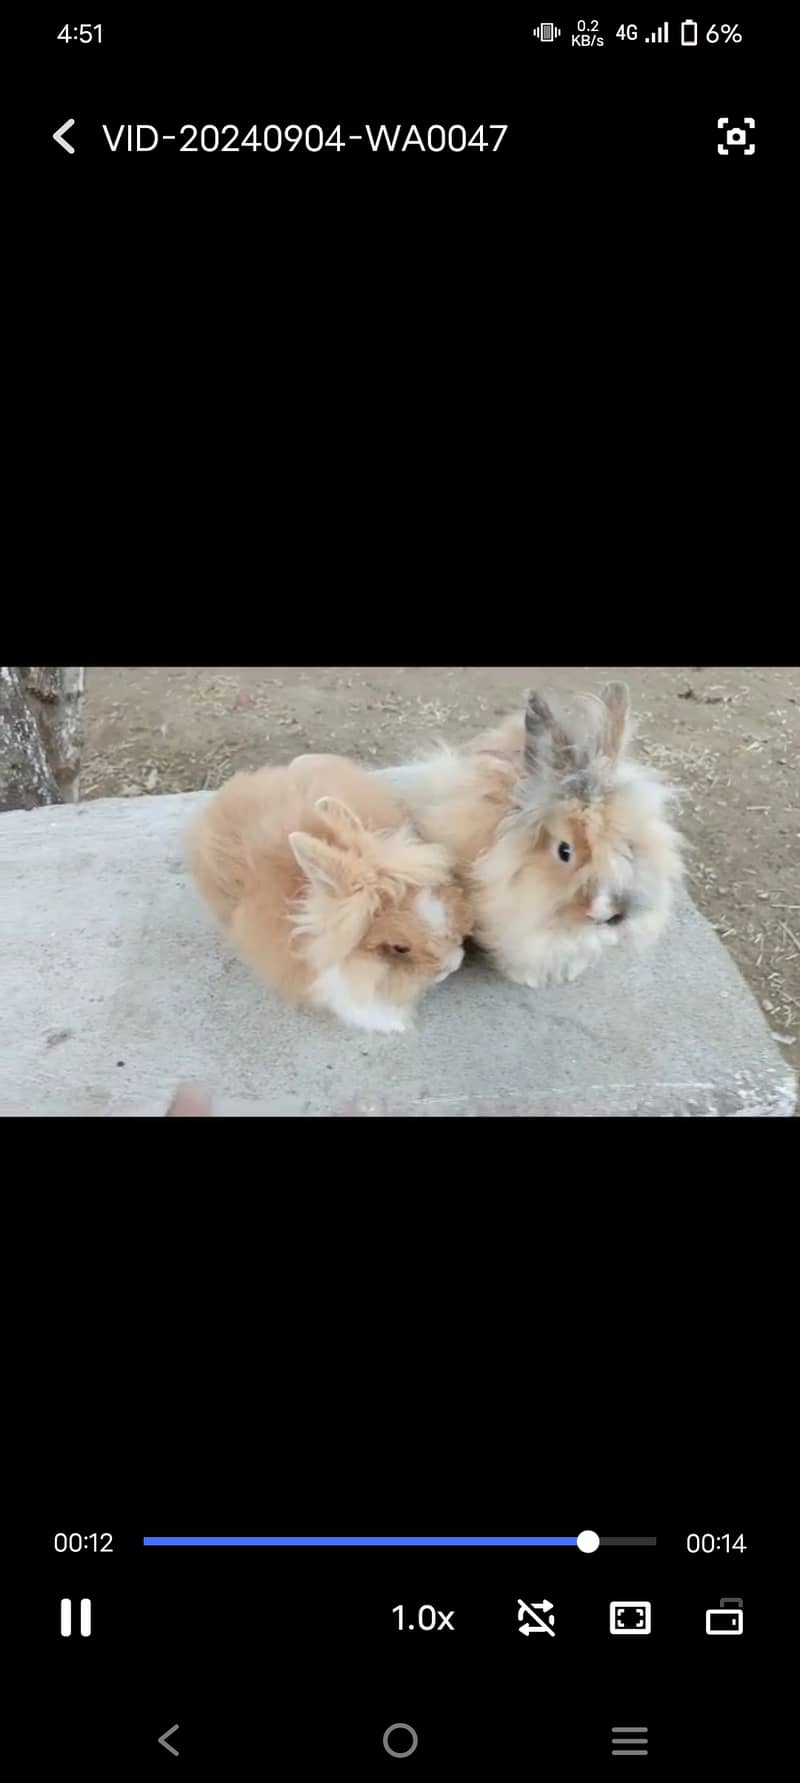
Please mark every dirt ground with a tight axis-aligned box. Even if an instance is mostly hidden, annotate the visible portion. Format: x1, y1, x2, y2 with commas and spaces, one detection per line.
81, 665, 799, 1053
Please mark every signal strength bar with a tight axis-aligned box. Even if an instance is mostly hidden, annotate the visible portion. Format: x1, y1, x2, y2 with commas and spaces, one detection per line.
645, 22, 669, 41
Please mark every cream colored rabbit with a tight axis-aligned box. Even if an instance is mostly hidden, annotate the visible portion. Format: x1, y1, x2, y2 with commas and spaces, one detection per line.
188, 753, 469, 1031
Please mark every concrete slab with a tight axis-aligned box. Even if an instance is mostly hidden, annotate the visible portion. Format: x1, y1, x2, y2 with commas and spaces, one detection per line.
0, 793, 795, 1117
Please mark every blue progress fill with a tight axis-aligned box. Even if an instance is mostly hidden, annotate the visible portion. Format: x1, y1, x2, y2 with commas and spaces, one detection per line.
143, 1536, 578, 1546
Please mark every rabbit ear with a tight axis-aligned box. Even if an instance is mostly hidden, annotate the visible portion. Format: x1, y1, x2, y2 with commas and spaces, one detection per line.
600, 681, 630, 757
289, 830, 350, 890
524, 691, 573, 777
314, 796, 365, 840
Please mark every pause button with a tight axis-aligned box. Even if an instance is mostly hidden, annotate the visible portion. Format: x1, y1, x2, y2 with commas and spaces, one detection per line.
60, 1598, 91, 1636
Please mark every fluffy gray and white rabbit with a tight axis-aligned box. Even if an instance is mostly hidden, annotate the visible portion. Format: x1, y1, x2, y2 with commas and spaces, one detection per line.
375, 683, 684, 988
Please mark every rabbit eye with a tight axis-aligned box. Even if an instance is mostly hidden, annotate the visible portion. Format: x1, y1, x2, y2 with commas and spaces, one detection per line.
557, 841, 573, 863
385, 944, 410, 956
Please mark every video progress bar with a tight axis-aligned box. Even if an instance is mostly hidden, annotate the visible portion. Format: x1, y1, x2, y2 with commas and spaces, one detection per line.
600, 1538, 657, 1547
142, 1533, 657, 1548
143, 1536, 580, 1547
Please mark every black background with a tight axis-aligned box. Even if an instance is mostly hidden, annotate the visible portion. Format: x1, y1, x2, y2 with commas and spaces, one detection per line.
38, 19, 766, 1762
47, 1514, 753, 1769
45, 10, 763, 182
40, 7, 768, 601
42, 1240, 762, 1774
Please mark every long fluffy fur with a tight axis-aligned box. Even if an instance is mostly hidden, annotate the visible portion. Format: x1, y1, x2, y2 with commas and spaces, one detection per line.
377, 685, 685, 988
187, 754, 468, 1030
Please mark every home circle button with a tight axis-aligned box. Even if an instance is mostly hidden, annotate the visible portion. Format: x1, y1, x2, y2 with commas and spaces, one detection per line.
383, 1723, 419, 1758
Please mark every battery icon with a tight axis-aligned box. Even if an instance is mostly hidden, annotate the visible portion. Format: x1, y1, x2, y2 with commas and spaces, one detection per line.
681, 19, 699, 45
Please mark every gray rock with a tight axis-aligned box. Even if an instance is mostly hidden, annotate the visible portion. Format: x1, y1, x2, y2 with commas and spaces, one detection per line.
0, 793, 795, 1117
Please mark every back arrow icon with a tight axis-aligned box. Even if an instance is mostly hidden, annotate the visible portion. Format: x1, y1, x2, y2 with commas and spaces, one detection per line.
158, 1725, 179, 1756
53, 119, 75, 153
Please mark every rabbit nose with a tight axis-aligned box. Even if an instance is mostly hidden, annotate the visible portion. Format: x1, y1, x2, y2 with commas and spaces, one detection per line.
589, 892, 626, 924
